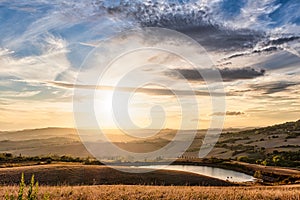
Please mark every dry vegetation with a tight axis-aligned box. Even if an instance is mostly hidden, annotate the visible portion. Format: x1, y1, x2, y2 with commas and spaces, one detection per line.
0, 164, 233, 186
1, 185, 300, 200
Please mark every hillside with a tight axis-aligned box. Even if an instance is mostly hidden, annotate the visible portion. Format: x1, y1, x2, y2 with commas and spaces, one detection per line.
0, 164, 233, 186
201, 120, 300, 167
0, 120, 299, 163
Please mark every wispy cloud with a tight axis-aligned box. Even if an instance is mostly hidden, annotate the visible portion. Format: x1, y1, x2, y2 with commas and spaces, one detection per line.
0, 35, 73, 82
48, 81, 225, 97
0, 91, 40, 98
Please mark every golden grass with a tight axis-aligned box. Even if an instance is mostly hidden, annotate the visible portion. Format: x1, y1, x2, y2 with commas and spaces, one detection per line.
1, 185, 299, 200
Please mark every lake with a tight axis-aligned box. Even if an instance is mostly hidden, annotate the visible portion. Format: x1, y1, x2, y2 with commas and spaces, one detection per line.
135, 165, 256, 182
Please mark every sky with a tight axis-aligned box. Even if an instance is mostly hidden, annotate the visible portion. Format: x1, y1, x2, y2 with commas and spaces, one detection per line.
0, 0, 300, 131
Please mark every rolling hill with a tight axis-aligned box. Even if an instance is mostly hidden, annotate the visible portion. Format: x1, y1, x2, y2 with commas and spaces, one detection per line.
0, 120, 299, 162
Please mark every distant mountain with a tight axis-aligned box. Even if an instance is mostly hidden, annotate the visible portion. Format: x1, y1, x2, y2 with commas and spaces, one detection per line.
0, 127, 79, 141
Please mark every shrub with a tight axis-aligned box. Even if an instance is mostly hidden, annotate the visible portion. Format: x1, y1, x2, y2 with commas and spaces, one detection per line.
18, 173, 25, 200
254, 171, 263, 179
27, 174, 38, 200
237, 156, 256, 163
5, 173, 39, 200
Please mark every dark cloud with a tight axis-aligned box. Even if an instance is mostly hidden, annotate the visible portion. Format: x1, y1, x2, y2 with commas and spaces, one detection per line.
179, 26, 264, 51
84, 0, 299, 54
129, 1, 267, 51
267, 36, 300, 46
220, 37, 300, 61
210, 111, 245, 116
251, 81, 298, 94
226, 52, 247, 60
223, 46, 280, 61
167, 67, 265, 82
220, 67, 265, 81
253, 46, 278, 53
178, 24, 300, 62
174, 24, 300, 58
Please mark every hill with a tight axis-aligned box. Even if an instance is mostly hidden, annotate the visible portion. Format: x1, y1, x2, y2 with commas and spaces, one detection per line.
0, 164, 233, 186
200, 120, 300, 167
0, 120, 299, 163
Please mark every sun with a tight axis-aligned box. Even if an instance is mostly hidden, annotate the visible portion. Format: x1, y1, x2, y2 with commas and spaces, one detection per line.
94, 91, 115, 129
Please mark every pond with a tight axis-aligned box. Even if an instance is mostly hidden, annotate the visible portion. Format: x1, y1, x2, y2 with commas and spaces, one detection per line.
135, 165, 256, 182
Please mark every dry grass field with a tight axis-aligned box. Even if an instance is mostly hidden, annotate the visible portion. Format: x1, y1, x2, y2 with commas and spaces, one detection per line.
1, 185, 299, 200
0, 164, 299, 199
0, 164, 233, 186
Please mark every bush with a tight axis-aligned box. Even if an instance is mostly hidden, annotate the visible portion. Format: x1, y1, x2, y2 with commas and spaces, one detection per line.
237, 156, 256, 163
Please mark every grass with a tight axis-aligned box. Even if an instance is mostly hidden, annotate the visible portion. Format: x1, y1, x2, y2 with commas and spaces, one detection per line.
0, 164, 234, 186
1, 169, 299, 200
1, 185, 300, 200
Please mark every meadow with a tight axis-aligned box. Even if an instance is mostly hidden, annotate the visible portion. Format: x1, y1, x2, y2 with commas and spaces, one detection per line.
1, 185, 299, 200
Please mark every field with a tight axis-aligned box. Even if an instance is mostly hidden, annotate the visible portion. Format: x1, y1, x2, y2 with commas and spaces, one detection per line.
0, 164, 233, 186
0, 121, 299, 199
1, 185, 299, 200
0, 163, 299, 199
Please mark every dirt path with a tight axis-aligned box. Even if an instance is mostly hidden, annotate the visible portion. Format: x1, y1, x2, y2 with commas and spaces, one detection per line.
232, 161, 300, 176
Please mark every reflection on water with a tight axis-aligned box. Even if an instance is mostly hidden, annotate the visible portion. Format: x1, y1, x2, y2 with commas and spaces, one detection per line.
137, 165, 255, 182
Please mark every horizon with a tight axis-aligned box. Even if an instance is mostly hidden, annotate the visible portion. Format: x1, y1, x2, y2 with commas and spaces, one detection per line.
1, 118, 299, 132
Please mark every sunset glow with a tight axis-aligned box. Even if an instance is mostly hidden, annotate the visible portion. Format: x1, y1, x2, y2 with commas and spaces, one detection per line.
0, 1, 299, 131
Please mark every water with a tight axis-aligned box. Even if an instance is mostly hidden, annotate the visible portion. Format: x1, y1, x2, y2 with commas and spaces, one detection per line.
136, 165, 255, 182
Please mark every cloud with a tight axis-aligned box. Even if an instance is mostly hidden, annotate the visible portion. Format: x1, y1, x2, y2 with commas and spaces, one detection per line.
180, 27, 264, 52
48, 81, 225, 97
210, 111, 245, 116
220, 67, 265, 81
0, 48, 14, 56
220, 36, 300, 61
167, 67, 265, 82
0, 35, 72, 82
224, 47, 278, 60
0, 91, 40, 98
250, 81, 298, 94
215, 0, 300, 35
267, 36, 300, 46
253, 50, 300, 71
226, 111, 245, 116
